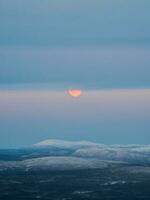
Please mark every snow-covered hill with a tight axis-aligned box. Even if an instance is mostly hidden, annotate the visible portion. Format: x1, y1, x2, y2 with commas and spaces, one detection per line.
33, 139, 101, 149
33, 139, 150, 164
74, 147, 150, 163
0, 139, 150, 171
0, 156, 109, 171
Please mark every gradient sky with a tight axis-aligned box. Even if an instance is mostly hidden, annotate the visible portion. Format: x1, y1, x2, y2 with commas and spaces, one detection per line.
0, 0, 150, 148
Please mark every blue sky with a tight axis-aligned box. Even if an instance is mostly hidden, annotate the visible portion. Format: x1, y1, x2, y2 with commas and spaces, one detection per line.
0, 47, 150, 88
0, 0, 150, 46
0, 0, 150, 148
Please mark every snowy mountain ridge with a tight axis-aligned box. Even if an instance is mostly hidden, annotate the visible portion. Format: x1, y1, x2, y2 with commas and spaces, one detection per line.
32, 139, 150, 164
33, 139, 150, 149
33, 139, 101, 149
0, 139, 150, 171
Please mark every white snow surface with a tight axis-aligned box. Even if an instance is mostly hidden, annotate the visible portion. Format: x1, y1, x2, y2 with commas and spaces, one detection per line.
33, 139, 101, 149
0, 157, 108, 171
33, 139, 150, 162
0, 139, 150, 171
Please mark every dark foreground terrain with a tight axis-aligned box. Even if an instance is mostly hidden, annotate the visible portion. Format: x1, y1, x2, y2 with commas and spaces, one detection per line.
0, 167, 150, 200
1, 140, 150, 200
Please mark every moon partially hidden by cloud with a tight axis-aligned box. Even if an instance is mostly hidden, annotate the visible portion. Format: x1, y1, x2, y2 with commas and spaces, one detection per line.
68, 89, 82, 97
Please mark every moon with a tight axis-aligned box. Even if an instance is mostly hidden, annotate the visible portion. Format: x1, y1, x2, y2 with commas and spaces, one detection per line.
68, 89, 82, 97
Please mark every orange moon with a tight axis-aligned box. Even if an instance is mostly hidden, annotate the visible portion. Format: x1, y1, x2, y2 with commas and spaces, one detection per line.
68, 89, 82, 97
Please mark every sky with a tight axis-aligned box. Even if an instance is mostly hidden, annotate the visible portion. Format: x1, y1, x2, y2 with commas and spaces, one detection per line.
0, 0, 150, 148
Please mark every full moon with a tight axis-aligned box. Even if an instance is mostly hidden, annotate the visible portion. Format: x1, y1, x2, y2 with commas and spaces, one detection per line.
68, 89, 82, 97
